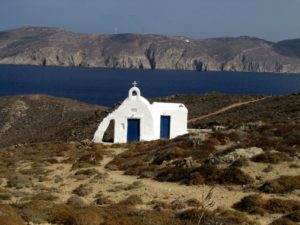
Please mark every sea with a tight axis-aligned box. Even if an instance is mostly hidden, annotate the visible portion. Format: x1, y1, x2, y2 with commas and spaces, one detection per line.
0, 65, 300, 106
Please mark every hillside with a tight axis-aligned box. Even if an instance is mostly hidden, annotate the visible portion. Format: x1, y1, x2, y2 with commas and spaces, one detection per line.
1, 27, 300, 73
0, 93, 299, 225
0, 94, 107, 147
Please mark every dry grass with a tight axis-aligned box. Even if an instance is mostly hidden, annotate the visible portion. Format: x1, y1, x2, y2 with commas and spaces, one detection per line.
6, 173, 32, 189
260, 176, 300, 193
155, 164, 254, 185
0, 204, 26, 225
231, 157, 250, 167
49, 204, 104, 225
284, 210, 300, 222
251, 152, 292, 164
270, 218, 297, 225
233, 194, 300, 215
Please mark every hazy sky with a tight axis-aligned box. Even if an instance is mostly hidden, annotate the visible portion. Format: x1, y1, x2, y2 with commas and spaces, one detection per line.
1, 0, 300, 42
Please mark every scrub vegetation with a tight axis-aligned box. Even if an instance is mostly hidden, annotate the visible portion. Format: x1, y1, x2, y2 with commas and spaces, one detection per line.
0, 93, 299, 225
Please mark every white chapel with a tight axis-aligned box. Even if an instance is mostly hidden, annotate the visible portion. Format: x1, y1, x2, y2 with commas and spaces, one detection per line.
93, 81, 188, 143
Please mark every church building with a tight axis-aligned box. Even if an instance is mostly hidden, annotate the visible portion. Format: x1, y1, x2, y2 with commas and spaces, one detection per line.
93, 82, 188, 143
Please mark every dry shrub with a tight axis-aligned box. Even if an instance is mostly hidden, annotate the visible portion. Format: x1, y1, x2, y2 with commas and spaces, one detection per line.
119, 195, 143, 206
214, 209, 258, 225
102, 204, 180, 225
219, 167, 254, 185
271, 218, 296, 225
187, 172, 206, 185
72, 152, 103, 169
289, 164, 300, 168
124, 181, 143, 190
74, 168, 99, 177
185, 198, 201, 207
284, 210, 300, 222
254, 136, 282, 150
177, 208, 257, 225
251, 152, 292, 164
0, 189, 12, 201
209, 132, 230, 145
50, 205, 104, 225
0, 204, 26, 225
95, 196, 113, 205
151, 200, 170, 211
17, 200, 54, 224
156, 167, 191, 183
73, 185, 92, 197
260, 176, 300, 193
152, 146, 192, 165
45, 158, 60, 164
67, 196, 87, 208
156, 163, 253, 186
194, 165, 254, 185
170, 200, 187, 210
30, 192, 57, 201
0, 193, 12, 201
191, 142, 217, 161
6, 173, 32, 189
233, 194, 300, 215
233, 195, 266, 215
231, 157, 250, 167
177, 208, 207, 220
266, 199, 300, 214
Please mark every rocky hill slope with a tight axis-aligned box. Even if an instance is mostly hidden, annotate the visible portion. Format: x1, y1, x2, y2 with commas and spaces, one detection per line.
0, 93, 299, 225
0, 94, 107, 147
1, 27, 300, 73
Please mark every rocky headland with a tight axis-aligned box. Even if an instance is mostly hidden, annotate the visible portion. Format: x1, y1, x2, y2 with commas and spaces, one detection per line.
1, 26, 300, 73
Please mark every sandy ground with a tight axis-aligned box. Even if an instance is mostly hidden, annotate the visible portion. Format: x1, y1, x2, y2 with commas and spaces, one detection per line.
2, 146, 296, 225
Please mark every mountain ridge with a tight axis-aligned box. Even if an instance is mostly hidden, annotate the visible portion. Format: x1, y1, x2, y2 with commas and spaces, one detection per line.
1, 26, 300, 73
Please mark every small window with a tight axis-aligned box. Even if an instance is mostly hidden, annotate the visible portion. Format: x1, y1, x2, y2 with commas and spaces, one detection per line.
132, 90, 138, 96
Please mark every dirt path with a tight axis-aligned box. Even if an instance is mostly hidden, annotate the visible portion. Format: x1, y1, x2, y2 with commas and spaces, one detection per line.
188, 97, 266, 124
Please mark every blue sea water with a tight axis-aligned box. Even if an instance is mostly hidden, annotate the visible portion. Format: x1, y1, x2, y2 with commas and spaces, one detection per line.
0, 65, 300, 106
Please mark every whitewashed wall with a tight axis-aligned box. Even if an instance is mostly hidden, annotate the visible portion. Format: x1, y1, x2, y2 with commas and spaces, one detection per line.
93, 86, 188, 143
151, 102, 188, 139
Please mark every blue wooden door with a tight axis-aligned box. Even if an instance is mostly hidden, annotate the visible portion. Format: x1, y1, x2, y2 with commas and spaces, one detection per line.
160, 116, 170, 139
127, 119, 140, 142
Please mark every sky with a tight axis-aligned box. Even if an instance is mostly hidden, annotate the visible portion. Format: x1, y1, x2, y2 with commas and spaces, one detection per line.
1, 0, 300, 42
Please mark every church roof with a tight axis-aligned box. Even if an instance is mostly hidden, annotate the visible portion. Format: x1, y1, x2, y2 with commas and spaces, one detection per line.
152, 102, 187, 111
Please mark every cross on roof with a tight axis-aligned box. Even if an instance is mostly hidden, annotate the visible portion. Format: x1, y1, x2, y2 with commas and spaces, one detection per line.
132, 81, 138, 87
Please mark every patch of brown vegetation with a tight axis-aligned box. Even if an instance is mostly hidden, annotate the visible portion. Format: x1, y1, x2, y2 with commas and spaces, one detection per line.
50, 205, 104, 225
233, 194, 300, 215
0, 94, 107, 148
284, 210, 300, 223
156, 164, 254, 185
260, 176, 300, 193
6, 173, 32, 189
178, 208, 258, 225
270, 218, 297, 225
251, 152, 292, 164
0, 204, 26, 225
3, 199, 259, 225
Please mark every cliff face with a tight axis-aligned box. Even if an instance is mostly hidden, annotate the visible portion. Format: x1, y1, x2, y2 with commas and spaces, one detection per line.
1, 27, 300, 73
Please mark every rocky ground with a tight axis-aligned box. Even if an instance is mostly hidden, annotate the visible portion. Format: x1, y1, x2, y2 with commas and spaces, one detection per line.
0, 93, 299, 225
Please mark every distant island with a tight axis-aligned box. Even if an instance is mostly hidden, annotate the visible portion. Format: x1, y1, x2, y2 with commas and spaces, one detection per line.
1, 26, 300, 73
